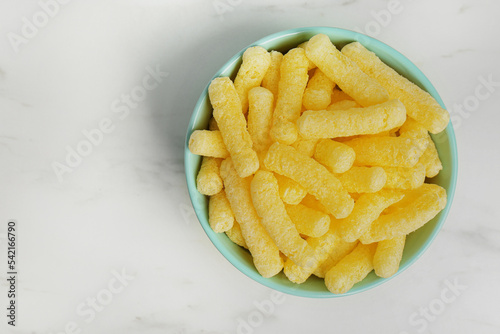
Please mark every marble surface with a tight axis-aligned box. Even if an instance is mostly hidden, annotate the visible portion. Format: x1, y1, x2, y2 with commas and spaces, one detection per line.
1, 0, 499, 333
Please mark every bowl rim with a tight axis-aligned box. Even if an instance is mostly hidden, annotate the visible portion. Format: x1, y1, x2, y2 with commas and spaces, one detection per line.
184, 26, 458, 298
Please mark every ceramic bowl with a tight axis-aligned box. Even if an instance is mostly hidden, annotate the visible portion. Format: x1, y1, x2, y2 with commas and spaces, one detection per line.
184, 27, 457, 297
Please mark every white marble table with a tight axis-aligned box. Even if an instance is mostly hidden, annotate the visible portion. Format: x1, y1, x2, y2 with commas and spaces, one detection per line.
1, 1, 499, 333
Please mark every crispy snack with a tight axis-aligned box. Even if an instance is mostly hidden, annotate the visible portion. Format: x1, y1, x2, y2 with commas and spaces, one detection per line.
225, 220, 247, 249
264, 142, 354, 219
342, 42, 449, 133
360, 183, 447, 244
297, 41, 317, 70
383, 163, 426, 190
285, 203, 330, 238
313, 240, 359, 278
208, 190, 234, 233
337, 190, 404, 242
220, 159, 283, 277
314, 139, 355, 174
234, 46, 271, 114
336, 166, 387, 194
291, 137, 319, 157
274, 173, 307, 205
209, 77, 259, 177
345, 136, 427, 168
420, 137, 442, 178
324, 243, 378, 294
261, 50, 283, 100
326, 100, 360, 111
196, 157, 223, 196
248, 87, 274, 152
399, 117, 428, 143
305, 34, 389, 107
298, 99, 406, 139
283, 224, 338, 283
303, 68, 335, 110
399, 118, 443, 178
251, 171, 317, 268
270, 48, 309, 145
373, 235, 406, 278
188, 130, 229, 158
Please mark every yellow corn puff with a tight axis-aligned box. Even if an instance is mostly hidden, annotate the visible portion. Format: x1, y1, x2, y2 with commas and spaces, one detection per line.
373, 235, 406, 278
398, 121, 428, 154
208, 190, 234, 233
381, 185, 425, 216
399, 117, 428, 141
283, 224, 339, 283
298, 99, 406, 139
220, 159, 282, 277
234, 46, 271, 114
208, 117, 219, 131
330, 87, 354, 103
261, 50, 283, 99
196, 157, 223, 196
209, 77, 259, 177
337, 190, 404, 242
326, 100, 360, 111
274, 174, 307, 205
285, 203, 330, 238
225, 220, 247, 249
303, 68, 335, 110
305, 34, 389, 107
251, 171, 316, 269
264, 142, 354, 219
291, 137, 318, 157
313, 240, 358, 278
324, 242, 378, 294
297, 41, 317, 70
248, 87, 274, 152
419, 138, 443, 178
336, 166, 387, 194
314, 139, 355, 174
345, 136, 426, 167
342, 42, 449, 133
383, 163, 426, 190
360, 183, 447, 244
188, 130, 229, 158
270, 48, 309, 145
400, 118, 442, 178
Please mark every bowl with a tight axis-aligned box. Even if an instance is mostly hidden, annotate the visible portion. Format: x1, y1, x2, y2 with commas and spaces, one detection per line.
184, 27, 457, 298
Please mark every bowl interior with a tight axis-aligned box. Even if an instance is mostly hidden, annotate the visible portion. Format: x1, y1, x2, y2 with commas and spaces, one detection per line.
185, 27, 457, 298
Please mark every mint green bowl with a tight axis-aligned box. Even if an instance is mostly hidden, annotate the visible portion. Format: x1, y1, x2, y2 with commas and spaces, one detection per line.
184, 27, 457, 298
